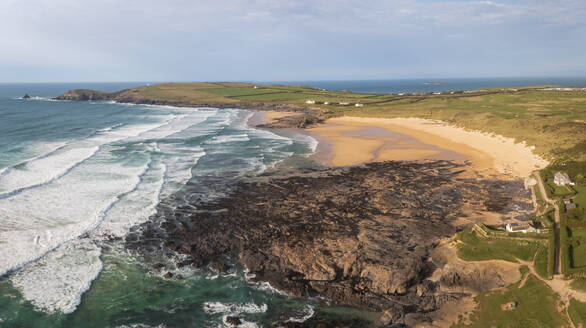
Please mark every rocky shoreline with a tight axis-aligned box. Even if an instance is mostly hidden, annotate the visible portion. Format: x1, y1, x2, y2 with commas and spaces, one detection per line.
131, 160, 531, 327
59, 89, 534, 326
56, 89, 322, 128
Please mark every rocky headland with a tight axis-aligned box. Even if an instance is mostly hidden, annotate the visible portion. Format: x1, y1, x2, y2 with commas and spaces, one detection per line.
132, 160, 530, 326
56, 89, 322, 128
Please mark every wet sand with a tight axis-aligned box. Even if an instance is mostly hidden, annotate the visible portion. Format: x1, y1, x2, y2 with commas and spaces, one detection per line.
308, 117, 549, 178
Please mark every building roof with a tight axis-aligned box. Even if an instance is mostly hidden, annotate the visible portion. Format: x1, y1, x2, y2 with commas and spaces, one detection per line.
508, 222, 533, 230
555, 172, 571, 181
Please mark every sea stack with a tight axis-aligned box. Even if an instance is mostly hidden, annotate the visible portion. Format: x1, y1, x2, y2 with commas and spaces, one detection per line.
23, 94, 31, 99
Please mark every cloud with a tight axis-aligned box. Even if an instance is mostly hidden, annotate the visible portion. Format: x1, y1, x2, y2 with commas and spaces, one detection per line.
0, 0, 584, 81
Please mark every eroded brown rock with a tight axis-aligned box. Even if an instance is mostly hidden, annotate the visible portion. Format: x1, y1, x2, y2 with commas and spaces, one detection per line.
153, 160, 528, 325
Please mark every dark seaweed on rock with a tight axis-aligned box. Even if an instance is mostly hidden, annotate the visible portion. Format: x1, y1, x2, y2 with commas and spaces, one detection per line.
138, 160, 528, 325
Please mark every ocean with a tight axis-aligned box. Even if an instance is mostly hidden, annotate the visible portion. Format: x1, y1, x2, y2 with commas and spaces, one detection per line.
0, 83, 322, 327
277, 77, 586, 94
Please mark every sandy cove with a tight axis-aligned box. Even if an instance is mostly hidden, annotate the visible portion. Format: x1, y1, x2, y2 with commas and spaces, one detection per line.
308, 116, 550, 179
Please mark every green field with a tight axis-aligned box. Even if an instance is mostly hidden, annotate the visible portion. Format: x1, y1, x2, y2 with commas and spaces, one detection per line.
453, 275, 566, 328
101, 83, 586, 162
534, 245, 550, 279
570, 278, 586, 292
574, 185, 586, 209
569, 298, 586, 327
571, 244, 586, 268
570, 228, 586, 239
456, 230, 542, 263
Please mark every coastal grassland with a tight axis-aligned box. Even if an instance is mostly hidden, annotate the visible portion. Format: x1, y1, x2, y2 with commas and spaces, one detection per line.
452, 274, 566, 328
570, 278, 586, 292
574, 185, 586, 209
114, 83, 586, 161
534, 245, 550, 279
568, 298, 586, 327
456, 230, 542, 263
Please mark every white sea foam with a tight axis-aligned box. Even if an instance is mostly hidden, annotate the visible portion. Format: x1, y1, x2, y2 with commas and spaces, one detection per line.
0, 150, 152, 276
205, 134, 250, 144
91, 159, 165, 239
19, 96, 59, 102
203, 301, 266, 328
203, 301, 268, 315
9, 239, 102, 314
294, 134, 319, 154
0, 120, 172, 197
286, 305, 315, 323
159, 146, 205, 197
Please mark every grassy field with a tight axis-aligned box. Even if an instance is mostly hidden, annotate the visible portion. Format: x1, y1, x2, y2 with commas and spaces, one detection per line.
107, 82, 586, 162
456, 230, 542, 262
453, 274, 566, 328
569, 298, 586, 327
571, 244, 586, 268
575, 185, 586, 209
569, 228, 586, 239
534, 245, 550, 279
570, 278, 586, 292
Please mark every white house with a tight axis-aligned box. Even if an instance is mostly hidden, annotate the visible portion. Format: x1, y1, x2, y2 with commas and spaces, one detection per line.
305, 100, 316, 104
324, 101, 330, 105
253, 86, 259, 89
339, 102, 350, 106
506, 222, 538, 234
554, 172, 574, 186
355, 103, 364, 107
433, 92, 441, 95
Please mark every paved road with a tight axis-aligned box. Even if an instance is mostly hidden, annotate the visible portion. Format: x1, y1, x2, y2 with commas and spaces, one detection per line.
534, 171, 561, 275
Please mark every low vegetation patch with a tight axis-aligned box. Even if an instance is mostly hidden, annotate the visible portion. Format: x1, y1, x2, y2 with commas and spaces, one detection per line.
570, 278, 586, 292
534, 245, 550, 279
453, 275, 566, 327
456, 230, 541, 263
568, 298, 586, 328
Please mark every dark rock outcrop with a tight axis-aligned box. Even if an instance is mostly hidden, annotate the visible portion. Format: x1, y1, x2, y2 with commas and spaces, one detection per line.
150, 160, 521, 324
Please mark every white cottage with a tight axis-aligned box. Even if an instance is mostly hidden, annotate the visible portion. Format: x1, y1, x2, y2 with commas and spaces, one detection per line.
554, 172, 574, 186
506, 222, 538, 234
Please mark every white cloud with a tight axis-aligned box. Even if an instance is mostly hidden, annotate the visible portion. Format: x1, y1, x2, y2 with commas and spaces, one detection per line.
0, 0, 584, 81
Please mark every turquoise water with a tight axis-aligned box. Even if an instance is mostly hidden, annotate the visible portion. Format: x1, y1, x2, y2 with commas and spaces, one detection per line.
0, 84, 329, 327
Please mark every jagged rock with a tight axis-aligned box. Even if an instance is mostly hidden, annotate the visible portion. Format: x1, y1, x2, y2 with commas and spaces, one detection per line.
129, 160, 528, 325
225, 316, 242, 326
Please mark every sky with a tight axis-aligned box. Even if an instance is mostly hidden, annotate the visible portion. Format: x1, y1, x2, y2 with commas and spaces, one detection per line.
1, 0, 585, 82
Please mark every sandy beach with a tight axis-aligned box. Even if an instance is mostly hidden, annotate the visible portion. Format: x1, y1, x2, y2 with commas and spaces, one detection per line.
308, 117, 549, 178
